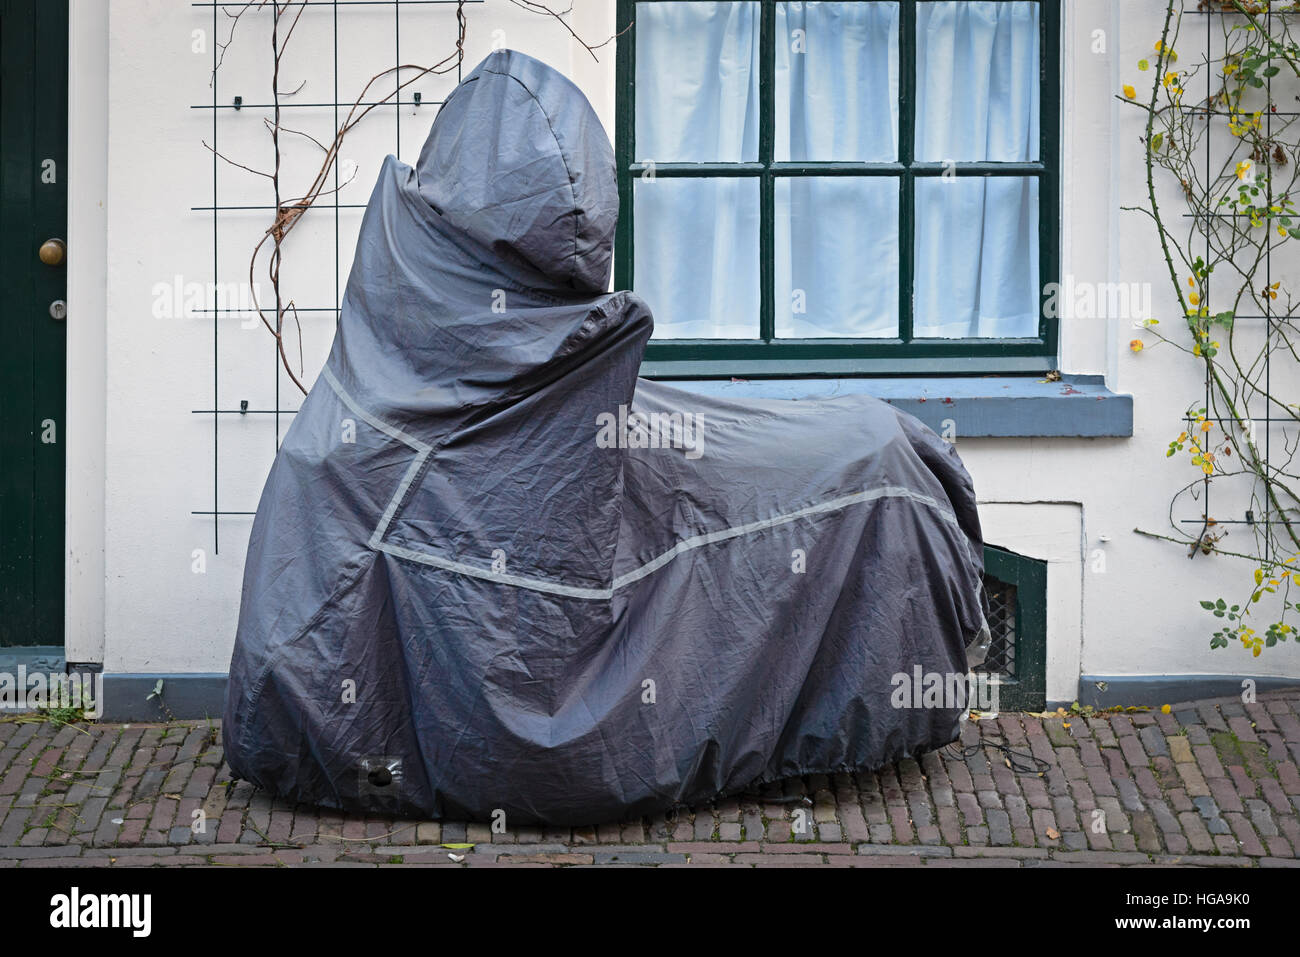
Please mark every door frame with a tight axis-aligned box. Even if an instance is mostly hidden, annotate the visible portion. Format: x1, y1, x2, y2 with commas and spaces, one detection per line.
64, 0, 108, 666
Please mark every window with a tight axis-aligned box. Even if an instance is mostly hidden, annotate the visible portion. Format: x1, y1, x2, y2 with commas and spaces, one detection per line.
980, 545, 1046, 711
615, 0, 1059, 376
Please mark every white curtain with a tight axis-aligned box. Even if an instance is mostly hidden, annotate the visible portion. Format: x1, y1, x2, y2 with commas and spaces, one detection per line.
913, 2, 1040, 337
776, 2, 899, 162
915, 1, 1040, 162
635, 1, 760, 162
633, 0, 1040, 340
635, 177, 761, 339
913, 177, 1039, 338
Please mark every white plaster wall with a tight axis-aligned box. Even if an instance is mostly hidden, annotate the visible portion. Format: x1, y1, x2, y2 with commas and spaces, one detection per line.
959, 0, 1300, 685
75, 0, 1300, 686
93, 0, 614, 672
65, 0, 109, 664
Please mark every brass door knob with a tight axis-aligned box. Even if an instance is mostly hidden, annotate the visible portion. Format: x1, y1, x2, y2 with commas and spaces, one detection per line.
39, 238, 66, 266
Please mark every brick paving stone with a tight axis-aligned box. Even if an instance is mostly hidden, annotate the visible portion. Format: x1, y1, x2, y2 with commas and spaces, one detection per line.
1057, 749, 1085, 781
1005, 794, 1031, 828
1113, 777, 1143, 813
1229, 765, 1257, 798
1168, 736, 1193, 764
986, 809, 1013, 845
957, 791, 982, 827
1139, 726, 1169, 758
1052, 795, 1079, 831
887, 804, 914, 844
1256, 779, 1290, 817
1044, 720, 1075, 749
1225, 812, 1267, 856
1229, 716, 1260, 743
1175, 811, 1215, 853
1245, 799, 1279, 837
1277, 714, 1300, 742
1176, 760, 1211, 798
1027, 732, 1056, 767
1196, 703, 1229, 731
1018, 776, 1047, 810
1085, 765, 1117, 798
936, 805, 962, 845
1245, 703, 1276, 732
1119, 735, 1147, 769
1131, 766, 1161, 800
1153, 714, 1178, 737
1265, 835, 1294, 858
1261, 733, 1291, 762
1078, 740, 1103, 767
1088, 718, 1117, 747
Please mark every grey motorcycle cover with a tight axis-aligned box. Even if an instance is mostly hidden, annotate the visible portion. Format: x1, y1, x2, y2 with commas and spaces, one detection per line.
223, 49, 989, 825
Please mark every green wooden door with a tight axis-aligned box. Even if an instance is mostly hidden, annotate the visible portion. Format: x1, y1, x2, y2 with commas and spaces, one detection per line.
0, 0, 67, 647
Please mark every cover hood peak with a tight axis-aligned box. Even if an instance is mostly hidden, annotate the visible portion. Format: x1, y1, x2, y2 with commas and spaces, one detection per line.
415, 49, 618, 294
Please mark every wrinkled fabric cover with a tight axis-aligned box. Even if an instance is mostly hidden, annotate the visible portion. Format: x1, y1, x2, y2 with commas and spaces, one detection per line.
223, 50, 989, 825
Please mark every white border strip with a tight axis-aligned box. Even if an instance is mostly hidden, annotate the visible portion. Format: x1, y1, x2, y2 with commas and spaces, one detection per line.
322, 369, 966, 601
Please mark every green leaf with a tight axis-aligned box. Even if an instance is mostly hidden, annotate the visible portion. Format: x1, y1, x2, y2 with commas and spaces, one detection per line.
1200, 600, 1217, 609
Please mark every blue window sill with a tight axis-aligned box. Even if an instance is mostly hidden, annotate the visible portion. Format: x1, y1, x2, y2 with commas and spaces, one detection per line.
662, 374, 1132, 438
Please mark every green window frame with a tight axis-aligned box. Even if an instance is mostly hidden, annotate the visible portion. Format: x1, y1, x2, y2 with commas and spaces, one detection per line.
981, 544, 1046, 712
614, 0, 1061, 378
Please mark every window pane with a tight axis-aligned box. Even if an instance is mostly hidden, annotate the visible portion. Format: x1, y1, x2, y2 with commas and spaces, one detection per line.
915, 1, 1040, 162
635, 177, 761, 338
775, 2, 899, 162
776, 177, 899, 337
635, 1, 760, 162
913, 176, 1039, 338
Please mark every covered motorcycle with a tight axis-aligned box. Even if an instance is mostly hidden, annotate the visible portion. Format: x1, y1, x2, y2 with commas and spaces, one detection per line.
223, 49, 989, 825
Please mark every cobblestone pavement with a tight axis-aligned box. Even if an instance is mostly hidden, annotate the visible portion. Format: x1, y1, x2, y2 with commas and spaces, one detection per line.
2, 690, 1300, 867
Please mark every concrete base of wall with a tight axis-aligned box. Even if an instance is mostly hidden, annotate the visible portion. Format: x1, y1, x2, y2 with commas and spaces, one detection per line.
1076, 673, 1300, 709
91, 671, 1300, 721
98, 673, 228, 722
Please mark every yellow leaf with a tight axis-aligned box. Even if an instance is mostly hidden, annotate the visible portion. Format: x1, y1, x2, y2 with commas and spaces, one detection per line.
1123, 84, 1137, 99
1130, 339, 1144, 353
1161, 704, 1172, 714
1189, 292, 1200, 305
